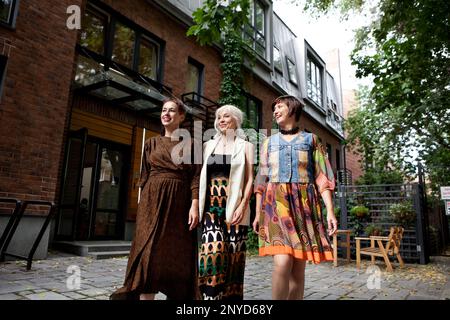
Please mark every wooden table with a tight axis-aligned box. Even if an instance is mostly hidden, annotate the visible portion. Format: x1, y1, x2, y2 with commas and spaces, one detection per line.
332, 229, 352, 267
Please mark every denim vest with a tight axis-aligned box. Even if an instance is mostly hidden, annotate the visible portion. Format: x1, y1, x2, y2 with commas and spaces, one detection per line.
267, 132, 314, 183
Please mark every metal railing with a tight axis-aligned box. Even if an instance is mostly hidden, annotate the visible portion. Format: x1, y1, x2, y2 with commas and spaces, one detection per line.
0, 198, 56, 270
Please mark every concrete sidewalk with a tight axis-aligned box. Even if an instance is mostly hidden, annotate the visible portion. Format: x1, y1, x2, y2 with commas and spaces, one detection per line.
0, 251, 449, 300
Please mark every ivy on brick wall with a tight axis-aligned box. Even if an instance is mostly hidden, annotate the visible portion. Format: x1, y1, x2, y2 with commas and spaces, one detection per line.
187, 0, 251, 106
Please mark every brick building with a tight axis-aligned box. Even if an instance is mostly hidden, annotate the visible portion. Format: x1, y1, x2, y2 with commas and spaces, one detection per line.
0, 0, 346, 258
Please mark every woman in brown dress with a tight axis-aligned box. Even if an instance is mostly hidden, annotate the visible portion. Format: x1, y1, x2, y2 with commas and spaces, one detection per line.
110, 98, 200, 300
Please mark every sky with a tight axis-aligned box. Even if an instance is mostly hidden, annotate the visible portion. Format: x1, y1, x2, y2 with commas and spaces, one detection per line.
272, 0, 367, 91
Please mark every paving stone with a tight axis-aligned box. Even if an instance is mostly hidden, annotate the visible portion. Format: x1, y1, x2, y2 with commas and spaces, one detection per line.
0, 293, 22, 300
76, 288, 109, 297
25, 292, 71, 300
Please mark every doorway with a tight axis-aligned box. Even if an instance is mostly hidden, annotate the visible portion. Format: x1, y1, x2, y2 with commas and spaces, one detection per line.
56, 129, 129, 240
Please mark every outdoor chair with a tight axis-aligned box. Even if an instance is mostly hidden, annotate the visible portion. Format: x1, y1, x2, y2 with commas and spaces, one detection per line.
355, 226, 405, 272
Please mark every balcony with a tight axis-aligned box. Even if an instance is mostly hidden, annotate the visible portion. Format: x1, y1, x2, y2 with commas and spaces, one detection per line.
181, 92, 219, 134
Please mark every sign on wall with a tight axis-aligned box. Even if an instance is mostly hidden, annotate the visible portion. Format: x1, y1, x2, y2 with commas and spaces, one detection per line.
440, 187, 450, 200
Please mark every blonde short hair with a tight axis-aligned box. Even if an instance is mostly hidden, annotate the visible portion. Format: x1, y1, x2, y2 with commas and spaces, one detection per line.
214, 104, 244, 133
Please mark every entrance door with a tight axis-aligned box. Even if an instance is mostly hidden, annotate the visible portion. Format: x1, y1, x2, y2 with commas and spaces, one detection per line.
56, 129, 88, 240
56, 132, 129, 240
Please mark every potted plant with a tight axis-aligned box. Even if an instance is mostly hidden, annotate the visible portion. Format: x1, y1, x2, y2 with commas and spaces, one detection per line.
350, 205, 369, 219
390, 201, 415, 228
364, 224, 383, 237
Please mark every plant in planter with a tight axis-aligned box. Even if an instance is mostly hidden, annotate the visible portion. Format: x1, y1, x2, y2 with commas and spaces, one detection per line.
390, 201, 415, 228
350, 205, 370, 219
364, 224, 383, 237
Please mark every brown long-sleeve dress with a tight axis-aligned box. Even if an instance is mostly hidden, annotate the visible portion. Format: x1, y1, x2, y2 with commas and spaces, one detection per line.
110, 136, 200, 300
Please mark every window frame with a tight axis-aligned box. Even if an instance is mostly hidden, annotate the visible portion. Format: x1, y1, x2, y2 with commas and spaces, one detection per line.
186, 57, 204, 97
240, 92, 262, 130
286, 56, 298, 86
0, 0, 19, 29
273, 44, 283, 75
78, 2, 165, 84
0, 54, 8, 102
244, 0, 267, 60
305, 41, 326, 111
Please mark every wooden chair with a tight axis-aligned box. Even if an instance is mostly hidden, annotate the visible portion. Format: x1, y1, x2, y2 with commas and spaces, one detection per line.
355, 226, 405, 272
332, 230, 352, 267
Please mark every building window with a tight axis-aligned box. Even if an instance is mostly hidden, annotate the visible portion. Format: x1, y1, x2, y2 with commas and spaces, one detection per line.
273, 45, 283, 74
112, 21, 136, 69
139, 37, 158, 79
0, 54, 8, 101
306, 56, 323, 107
0, 0, 19, 28
185, 57, 204, 96
77, 3, 163, 83
244, 0, 266, 59
286, 57, 297, 86
79, 7, 107, 56
239, 93, 261, 129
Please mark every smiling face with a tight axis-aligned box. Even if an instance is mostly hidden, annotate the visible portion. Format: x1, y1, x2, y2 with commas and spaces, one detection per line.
217, 111, 237, 133
160, 101, 185, 129
273, 102, 294, 127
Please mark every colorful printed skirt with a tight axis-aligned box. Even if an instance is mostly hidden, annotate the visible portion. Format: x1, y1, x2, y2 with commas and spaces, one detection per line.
258, 182, 333, 264
198, 174, 248, 300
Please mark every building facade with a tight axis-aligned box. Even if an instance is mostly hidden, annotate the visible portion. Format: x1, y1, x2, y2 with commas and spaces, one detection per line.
0, 0, 346, 257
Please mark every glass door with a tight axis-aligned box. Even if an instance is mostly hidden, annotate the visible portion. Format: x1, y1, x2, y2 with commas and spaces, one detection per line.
56, 129, 87, 240
92, 145, 127, 239
57, 131, 129, 241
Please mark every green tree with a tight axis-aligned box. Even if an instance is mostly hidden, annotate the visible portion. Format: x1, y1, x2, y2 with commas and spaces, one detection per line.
187, 0, 251, 106
296, 0, 450, 188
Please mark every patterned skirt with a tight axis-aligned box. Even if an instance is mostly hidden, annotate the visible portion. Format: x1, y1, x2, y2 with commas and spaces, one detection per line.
198, 174, 248, 300
258, 182, 333, 264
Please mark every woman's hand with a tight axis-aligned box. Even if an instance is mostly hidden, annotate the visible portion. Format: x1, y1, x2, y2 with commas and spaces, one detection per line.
188, 200, 199, 231
252, 217, 259, 234
327, 211, 338, 236
231, 204, 245, 225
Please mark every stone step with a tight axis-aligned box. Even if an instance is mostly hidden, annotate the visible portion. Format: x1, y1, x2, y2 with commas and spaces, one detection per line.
52, 241, 131, 257
87, 251, 130, 260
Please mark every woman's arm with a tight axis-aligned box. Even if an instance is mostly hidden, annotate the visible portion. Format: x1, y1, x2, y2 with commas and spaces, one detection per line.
321, 189, 337, 236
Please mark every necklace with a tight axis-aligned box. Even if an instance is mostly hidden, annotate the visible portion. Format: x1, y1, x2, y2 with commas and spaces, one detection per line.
280, 126, 300, 135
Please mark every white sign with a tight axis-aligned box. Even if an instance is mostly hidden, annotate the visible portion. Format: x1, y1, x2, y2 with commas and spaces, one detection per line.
446, 201, 450, 216
441, 187, 450, 200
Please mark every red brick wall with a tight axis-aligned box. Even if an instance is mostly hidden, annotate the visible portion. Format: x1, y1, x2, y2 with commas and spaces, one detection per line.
342, 89, 363, 182
0, 1, 82, 206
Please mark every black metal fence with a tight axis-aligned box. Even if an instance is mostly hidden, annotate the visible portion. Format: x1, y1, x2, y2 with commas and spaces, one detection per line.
336, 183, 428, 264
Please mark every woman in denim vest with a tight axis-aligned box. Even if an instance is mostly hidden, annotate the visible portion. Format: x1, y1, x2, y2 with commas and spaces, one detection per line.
253, 95, 338, 300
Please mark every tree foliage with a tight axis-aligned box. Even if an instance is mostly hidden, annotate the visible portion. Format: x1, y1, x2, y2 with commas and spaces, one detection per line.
298, 0, 450, 187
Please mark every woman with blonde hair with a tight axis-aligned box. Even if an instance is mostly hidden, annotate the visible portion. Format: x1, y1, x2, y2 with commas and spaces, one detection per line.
198, 104, 254, 300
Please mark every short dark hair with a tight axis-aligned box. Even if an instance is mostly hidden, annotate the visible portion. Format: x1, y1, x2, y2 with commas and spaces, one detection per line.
271, 95, 305, 121
162, 97, 186, 115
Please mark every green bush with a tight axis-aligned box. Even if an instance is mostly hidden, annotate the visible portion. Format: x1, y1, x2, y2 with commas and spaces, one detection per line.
350, 205, 369, 218
390, 201, 415, 227
246, 228, 259, 255
364, 224, 383, 236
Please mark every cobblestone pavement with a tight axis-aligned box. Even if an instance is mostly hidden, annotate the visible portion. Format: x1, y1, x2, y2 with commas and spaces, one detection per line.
0, 251, 449, 300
